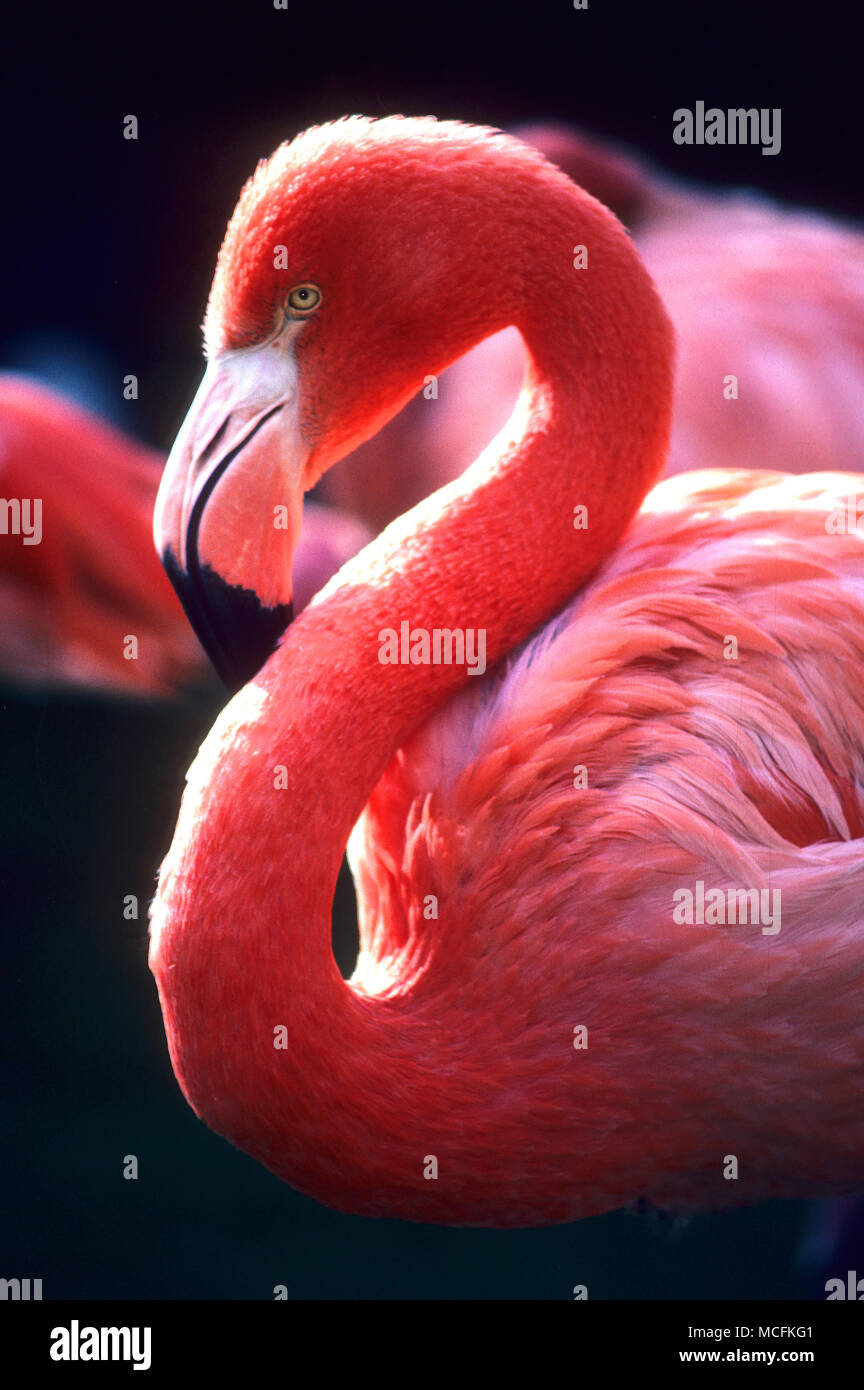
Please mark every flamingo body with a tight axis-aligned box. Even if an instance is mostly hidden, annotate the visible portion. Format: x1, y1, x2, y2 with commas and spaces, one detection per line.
151, 117, 864, 1226
349, 469, 864, 1220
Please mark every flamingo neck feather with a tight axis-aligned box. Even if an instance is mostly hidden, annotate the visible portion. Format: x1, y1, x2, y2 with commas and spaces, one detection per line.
150, 162, 673, 1214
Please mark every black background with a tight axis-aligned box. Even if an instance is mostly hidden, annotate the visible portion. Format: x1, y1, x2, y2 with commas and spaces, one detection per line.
1, 0, 859, 1299
3, 0, 858, 446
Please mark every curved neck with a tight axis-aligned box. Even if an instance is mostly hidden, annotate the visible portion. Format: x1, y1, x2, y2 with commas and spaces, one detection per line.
151, 189, 673, 1215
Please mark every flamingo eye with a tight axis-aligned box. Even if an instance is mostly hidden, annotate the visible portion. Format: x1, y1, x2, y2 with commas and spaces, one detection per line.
286, 283, 322, 317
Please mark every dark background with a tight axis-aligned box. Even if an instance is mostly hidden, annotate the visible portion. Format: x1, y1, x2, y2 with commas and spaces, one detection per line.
3, 0, 859, 447
1, 0, 858, 1298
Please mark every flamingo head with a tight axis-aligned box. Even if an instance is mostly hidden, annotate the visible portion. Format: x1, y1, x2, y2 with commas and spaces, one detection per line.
154, 115, 614, 690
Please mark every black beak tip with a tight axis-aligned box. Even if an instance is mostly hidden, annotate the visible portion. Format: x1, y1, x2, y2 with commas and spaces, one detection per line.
162, 547, 294, 695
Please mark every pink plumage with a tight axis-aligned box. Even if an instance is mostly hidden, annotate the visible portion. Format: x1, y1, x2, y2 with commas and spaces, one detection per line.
351, 469, 864, 1219
149, 117, 864, 1226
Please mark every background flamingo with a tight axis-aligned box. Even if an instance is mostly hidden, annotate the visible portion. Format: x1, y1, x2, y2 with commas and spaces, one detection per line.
0, 374, 369, 692
319, 124, 864, 533
151, 117, 864, 1227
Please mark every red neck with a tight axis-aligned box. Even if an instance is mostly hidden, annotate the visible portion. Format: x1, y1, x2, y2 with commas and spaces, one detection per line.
151, 177, 673, 1220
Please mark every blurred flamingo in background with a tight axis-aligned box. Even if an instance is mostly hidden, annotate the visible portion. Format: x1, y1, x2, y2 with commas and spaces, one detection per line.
319, 124, 864, 532
0, 374, 369, 692
150, 117, 864, 1226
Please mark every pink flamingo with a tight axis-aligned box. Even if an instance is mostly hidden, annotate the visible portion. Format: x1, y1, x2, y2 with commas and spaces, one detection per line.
319, 124, 864, 531
0, 374, 368, 692
151, 117, 864, 1226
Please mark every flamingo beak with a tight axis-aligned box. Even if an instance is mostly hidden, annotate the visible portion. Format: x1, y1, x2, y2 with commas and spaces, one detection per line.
154, 345, 308, 692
